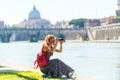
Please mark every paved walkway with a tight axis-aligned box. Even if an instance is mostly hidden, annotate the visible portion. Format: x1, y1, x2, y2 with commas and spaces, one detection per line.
0, 61, 39, 72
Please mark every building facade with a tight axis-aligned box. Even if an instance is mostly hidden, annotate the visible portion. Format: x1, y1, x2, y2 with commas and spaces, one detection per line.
0, 20, 4, 28
84, 19, 101, 28
17, 6, 51, 28
116, 0, 120, 16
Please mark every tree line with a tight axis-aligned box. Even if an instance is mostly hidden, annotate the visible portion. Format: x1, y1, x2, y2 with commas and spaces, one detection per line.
69, 18, 87, 28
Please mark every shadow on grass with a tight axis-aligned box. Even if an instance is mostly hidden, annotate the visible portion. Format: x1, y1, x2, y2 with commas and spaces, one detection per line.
0, 71, 64, 80
0, 72, 39, 80
15, 73, 38, 80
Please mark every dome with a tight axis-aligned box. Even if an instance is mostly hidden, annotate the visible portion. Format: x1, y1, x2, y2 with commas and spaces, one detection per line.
28, 6, 41, 20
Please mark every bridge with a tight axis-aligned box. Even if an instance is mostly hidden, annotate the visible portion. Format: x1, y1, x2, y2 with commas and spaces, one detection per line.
87, 23, 120, 41
1, 23, 120, 43
0, 28, 87, 43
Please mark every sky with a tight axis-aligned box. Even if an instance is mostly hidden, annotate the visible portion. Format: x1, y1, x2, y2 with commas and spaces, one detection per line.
0, 0, 117, 25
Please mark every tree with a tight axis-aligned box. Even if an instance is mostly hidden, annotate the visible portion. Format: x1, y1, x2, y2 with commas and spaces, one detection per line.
69, 18, 86, 28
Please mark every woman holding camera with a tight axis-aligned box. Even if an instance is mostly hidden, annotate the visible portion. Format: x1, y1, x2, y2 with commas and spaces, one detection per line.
40, 34, 74, 78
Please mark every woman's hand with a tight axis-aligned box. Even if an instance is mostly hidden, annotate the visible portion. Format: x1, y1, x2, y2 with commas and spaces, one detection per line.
59, 40, 64, 45
54, 40, 63, 53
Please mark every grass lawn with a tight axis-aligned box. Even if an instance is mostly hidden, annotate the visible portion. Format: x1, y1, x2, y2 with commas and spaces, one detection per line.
0, 71, 60, 80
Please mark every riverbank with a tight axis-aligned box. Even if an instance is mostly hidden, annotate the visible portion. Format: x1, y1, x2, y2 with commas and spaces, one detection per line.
0, 71, 60, 80
0, 61, 61, 80
0, 61, 38, 72
0, 61, 78, 80
0, 61, 99, 80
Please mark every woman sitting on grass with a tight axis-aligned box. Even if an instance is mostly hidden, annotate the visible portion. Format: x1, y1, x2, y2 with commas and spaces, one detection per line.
40, 34, 74, 78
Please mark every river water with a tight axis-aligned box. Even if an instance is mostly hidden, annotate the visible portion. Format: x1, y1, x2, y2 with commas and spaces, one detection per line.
0, 41, 120, 80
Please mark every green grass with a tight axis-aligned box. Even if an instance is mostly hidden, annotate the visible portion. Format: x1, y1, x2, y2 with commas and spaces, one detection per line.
0, 71, 60, 80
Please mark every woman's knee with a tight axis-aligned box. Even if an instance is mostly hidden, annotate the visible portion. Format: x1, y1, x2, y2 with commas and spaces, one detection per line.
50, 58, 60, 62
52, 58, 60, 61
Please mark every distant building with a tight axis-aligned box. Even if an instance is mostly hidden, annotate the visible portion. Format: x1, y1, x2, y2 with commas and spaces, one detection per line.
0, 20, 4, 28
53, 21, 72, 28
54, 21, 62, 28
61, 21, 72, 28
28, 6, 41, 20
99, 18, 108, 25
100, 16, 117, 25
84, 16, 119, 28
116, 0, 120, 16
84, 19, 101, 28
17, 6, 51, 28
100, 16, 120, 25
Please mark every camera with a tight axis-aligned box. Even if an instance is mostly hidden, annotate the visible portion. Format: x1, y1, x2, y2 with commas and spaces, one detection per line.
58, 38, 65, 42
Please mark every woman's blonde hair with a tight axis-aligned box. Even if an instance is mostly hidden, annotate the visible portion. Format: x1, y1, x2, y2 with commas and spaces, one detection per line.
44, 34, 56, 46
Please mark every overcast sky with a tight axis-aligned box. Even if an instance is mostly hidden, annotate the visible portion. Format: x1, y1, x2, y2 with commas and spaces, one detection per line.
0, 0, 117, 25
